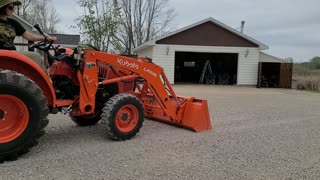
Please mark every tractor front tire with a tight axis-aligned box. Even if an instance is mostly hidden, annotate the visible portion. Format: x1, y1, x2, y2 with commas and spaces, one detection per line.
101, 94, 144, 141
0, 70, 49, 162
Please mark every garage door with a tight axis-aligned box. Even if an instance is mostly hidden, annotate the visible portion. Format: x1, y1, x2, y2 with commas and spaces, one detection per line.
175, 52, 238, 85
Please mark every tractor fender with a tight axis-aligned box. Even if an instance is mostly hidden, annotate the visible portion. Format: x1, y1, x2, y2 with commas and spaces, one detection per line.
0, 50, 56, 106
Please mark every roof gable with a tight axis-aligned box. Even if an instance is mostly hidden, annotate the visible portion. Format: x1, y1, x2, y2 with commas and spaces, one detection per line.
156, 21, 258, 48
134, 17, 268, 52
260, 52, 288, 63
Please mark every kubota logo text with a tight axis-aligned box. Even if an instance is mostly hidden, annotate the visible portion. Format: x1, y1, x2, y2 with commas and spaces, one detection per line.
117, 58, 139, 69
144, 68, 157, 77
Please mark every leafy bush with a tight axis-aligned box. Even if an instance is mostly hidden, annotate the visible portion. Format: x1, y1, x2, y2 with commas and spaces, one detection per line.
293, 57, 320, 76
293, 65, 320, 76
310, 57, 320, 69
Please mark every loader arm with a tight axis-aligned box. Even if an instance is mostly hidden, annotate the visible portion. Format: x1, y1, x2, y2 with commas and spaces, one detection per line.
84, 50, 179, 120
83, 50, 212, 132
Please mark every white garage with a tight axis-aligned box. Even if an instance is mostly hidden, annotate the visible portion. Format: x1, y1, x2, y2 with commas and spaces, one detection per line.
134, 17, 291, 86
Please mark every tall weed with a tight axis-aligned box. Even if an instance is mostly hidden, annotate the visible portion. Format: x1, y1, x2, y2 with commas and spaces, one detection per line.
294, 76, 320, 91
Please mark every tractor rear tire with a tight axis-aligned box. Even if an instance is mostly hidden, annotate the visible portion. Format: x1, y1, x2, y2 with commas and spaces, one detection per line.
101, 93, 144, 141
0, 70, 49, 162
70, 111, 102, 126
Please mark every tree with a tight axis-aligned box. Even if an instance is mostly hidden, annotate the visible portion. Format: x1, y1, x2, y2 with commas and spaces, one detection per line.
76, 0, 121, 51
310, 57, 320, 69
27, 0, 61, 34
114, 0, 175, 54
16, 0, 61, 34
16, 0, 33, 19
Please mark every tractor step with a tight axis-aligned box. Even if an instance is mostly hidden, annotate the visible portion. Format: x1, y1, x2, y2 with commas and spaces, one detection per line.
56, 99, 75, 107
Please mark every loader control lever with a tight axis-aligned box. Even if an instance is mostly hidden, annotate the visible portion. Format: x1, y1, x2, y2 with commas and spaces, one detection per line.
30, 24, 54, 51
34, 24, 49, 41
34, 24, 43, 34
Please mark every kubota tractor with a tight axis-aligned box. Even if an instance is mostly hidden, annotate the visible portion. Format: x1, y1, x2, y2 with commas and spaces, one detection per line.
0, 25, 212, 162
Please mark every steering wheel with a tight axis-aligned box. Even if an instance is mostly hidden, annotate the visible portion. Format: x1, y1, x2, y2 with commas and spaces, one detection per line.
29, 40, 53, 51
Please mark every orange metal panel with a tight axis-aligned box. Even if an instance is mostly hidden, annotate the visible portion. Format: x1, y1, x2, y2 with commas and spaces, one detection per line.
101, 75, 139, 85
0, 50, 56, 106
55, 99, 75, 107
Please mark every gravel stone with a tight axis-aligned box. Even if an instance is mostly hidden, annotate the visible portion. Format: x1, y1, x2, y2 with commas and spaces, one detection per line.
0, 85, 319, 179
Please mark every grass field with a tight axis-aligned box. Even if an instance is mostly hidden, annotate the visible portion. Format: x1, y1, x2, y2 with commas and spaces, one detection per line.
293, 64, 320, 91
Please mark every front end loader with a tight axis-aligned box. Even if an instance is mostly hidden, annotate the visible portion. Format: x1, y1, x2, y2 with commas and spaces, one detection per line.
0, 25, 212, 162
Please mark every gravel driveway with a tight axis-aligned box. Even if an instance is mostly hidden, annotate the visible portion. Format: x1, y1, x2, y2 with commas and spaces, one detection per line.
1, 86, 320, 179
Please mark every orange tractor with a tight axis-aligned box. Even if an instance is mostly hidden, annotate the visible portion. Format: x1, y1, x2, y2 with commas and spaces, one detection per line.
0, 25, 211, 162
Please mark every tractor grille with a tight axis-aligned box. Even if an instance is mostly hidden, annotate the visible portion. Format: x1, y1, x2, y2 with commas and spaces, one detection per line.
97, 61, 109, 79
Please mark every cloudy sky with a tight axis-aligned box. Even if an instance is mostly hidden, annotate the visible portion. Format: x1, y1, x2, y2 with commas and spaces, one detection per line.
54, 0, 320, 62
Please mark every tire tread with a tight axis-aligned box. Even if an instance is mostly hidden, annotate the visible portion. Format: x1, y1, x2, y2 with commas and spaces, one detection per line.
0, 70, 49, 163
101, 93, 144, 141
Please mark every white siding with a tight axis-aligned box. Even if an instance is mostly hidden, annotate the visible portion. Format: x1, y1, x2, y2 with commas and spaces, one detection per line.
137, 45, 260, 85
238, 48, 260, 85
137, 46, 154, 59
14, 37, 29, 51
151, 45, 175, 83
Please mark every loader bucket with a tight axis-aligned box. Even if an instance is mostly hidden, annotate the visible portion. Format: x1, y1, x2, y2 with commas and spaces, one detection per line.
144, 96, 212, 132
179, 97, 212, 132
